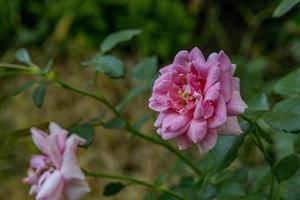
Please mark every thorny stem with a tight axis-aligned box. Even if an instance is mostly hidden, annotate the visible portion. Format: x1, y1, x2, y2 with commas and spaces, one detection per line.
84, 170, 187, 200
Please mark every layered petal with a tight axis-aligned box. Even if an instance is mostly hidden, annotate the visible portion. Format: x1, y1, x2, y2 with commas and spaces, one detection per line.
173, 50, 189, 65
162, 113, 191, 132
176, 135, 192, 150
49, 122, 68, 153
204, 66, 220, 91
198, 129, 217, 153
189, 47, 205, 63
36, 171, 64, 200
227, 91, 247, 116
149, 47, 247, 152
30, 128, 48, 154
64, 179, 91, 200
187, 120, 207, 143
61, 135, 86, 180
208, 96, 227, 128
218, 116, 242, 135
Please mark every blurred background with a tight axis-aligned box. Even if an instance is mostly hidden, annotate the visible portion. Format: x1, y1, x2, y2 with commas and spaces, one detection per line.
1, 0, 300, 199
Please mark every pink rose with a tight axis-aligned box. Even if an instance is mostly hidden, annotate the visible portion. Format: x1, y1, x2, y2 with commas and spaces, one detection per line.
23, 122, 91, 200
149, 48, 247, 152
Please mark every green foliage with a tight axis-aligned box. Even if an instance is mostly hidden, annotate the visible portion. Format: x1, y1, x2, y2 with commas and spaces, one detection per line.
117, 0, 194, 59
246, 93, 269, 112
275, 154, 300, 182
215, 133, 248, 174
103, 117, 126, 129
0, 80, 35, 101
32, 81, 47, 108
11, 80, 35, 96
68, 123, 95, 148
158, 176, 203, 200
84, 55, 125, 79
116, 85, 148, 111
274, 68, 300, 96
133, 114, 150, 130
294, 135, 300, 154
103, 182, 126, 196
100, 29, 141, 53
273, 0, 300, 18
265, 98, 300, 133
132, 56, 158, 81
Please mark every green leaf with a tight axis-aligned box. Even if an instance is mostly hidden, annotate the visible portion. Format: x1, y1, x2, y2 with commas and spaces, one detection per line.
42, 59, 53, 74
294, 135, 300, 154
103, 117, 126, 129
12, 80, 36, 96
215, 133, 247, 174
256, 124, 273, 144
217, 182, 245, 199
103, 182, 125, 196
133, 114, 150, 130
265, 98, 300, 133
132, 56, 158, 80
274, 68, 300, 96
247, 93, 269, 111
100, 29, 141, 53
90, 111, 106, 124
32, 81, 47, 108
116, 85, 148, 111
0, 80, 36, 102
273, 0, 300, 18
85, 55, 125, 79
158, 176, 212, 200
69, 123, 95, 148
275, 154, 300, 182
15, 48, 31, 63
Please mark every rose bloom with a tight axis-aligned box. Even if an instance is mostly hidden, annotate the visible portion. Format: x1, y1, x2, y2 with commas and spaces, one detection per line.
149, 47, 247, 152
23, 122, 90, 200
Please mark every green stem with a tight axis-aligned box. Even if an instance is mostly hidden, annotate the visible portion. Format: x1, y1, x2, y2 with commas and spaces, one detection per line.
0, 63, 30, 70
84, 170, 187, 200
50, 75, 202, 177
241, 115, 279, 200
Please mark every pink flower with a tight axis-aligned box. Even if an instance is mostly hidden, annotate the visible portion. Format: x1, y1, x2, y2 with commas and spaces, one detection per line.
149, 48, 247, 152
23, 122, 91, 200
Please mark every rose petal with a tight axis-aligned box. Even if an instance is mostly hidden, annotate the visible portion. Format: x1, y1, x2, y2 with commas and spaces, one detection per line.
47, 134, 63, 168
176, 135, 192, 150
30, 128, 48, 154
61, 135, 86, 180
187, 120, 207, 143
204, 82, 221, 102
36, 170, 64, 200
218, 116, 242, 135
208, 96, 227, 128
64, 179, 91, 200
198, 129, 217, 153
188, 47, 205, 63
204, 66, 220, 91
161, 122, 190, 140
162, 113, 191, 131
193, 103, 203, 120
227, 91, 248, 116
173, 50, 189, 65
49, 122, 68, 153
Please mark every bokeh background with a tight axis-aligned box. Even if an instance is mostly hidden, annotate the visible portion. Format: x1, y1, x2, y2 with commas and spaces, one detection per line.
1, 0, 300, 199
